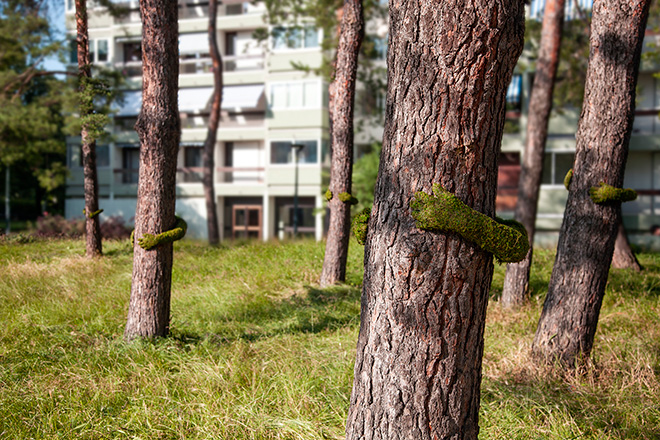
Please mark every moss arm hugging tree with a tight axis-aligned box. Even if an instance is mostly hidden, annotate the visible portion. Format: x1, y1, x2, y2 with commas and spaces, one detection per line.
130, 216, 187, 250
410, 184, 529, 264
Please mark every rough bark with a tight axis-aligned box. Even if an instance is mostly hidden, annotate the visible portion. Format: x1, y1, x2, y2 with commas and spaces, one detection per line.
611, 218, 642, 271
124, 0, 180, 341
75, 0, 102, 258
320, 0, 364, 287
532, 0, 651, 366
344, 1, 524, 439
203, 0, 221, 246
501, 0, 565, 308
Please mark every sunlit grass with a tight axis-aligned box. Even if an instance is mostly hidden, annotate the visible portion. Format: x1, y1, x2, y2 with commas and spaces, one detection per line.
0, 238, 658, 439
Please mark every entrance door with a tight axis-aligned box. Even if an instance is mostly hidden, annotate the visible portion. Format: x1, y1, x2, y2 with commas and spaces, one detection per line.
232, 205, 262, 239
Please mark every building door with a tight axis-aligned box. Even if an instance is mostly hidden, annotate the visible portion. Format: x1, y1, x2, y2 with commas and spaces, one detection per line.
232, 205, 262, 239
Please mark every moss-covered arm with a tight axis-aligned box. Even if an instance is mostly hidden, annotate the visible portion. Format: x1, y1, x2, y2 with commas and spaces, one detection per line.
589, 182, 637, 204
325, 189, 358, 205
83, 208, 104, 219
352, 208, 370, 245
563, 169, 573, 190
135, 216, 188, 250
410, 184, 529, 263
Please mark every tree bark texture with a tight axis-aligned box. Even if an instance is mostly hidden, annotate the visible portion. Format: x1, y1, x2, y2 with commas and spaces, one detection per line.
611, 218, 642, 271
124, 0, 180, 341
203, 0, 221, 246
344, 1, 524, 439
320, 0, 364, 287
532, 0, 651, 366
75, 0, 102, 258
501, 0, 565, 308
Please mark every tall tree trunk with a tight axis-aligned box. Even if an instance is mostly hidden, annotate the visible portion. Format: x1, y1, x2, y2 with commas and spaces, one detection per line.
75, 0, 102, 258
611, 218, 642, 271
532, 0, 651, 366
203, 0, 221, 246
344, 1, 524, 438
124, 0, 180, 341
501, 0, 565, 308
320, 0, 364, 287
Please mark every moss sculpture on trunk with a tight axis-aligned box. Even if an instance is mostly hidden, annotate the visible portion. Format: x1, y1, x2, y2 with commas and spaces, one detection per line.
564, 169, 637, 204
131, 216, 188, 250
410, 184, 529, 263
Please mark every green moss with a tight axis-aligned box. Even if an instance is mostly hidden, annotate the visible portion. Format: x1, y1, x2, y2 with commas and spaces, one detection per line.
136, 216, 188, 250
409, 184, 529, 263
324, 189, 333, 201
338, 192, 358, 205
564, 169, 573, 190
82, 208, 103, 219
589, 182, 637, 204
352, 208, 370, 245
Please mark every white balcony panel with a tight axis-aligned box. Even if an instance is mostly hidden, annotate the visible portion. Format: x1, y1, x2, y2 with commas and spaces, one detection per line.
179, 87, 214, 113
222, 84, 265, 111
179, 32, 209, 55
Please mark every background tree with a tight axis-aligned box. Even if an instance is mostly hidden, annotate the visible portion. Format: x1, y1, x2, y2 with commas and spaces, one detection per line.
202, 0, 221, 246
124, 0, 180, 340
532, 0, 651, 367
319, 0, 364, 287
344, 0, 524, 438
74, 0, 102, 257
501, 0, 566, 308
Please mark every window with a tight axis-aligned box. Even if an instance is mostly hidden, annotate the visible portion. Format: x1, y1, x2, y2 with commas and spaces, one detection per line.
183, 145, 203, 183
272, 25, 320, 50
122, 147, 140, 184
269, 81, 321, 109
68, 144, 110, 168
69, 39, 110, 64
270, 140, 318, 165
542, 152, 574, 185
123, 42, 142, 63
97, 39, 109, 62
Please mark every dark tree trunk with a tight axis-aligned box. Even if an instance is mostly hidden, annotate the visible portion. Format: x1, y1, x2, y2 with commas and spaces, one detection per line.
501, 0, 565, 308
75, 0, 102, 258
124, 0, 180, 341
344, 1, 524, 439
532, 0, 651, 366
320, 0, 364, 287
203, 0, 221, 246
611, 218, 642, 271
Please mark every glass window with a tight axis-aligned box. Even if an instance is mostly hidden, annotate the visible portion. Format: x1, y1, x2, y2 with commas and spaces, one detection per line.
288, 82, 304, 108
304, 25, 319, 48
269, 81, 321, 109
122, 147, 140, 184
69, 39, 78, 64
271, 25, 319, 50
270, 140, 318, 165
272, 27, 287, 50
97, 39, 108, 62
184, 146, 203, 167
542, 152, 575, 185
271, 141, 292, 164
97, 145, 110, 168
89, 40, 95, 64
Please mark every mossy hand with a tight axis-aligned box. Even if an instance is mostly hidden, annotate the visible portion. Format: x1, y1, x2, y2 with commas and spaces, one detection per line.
83, 208, 103, 219
564, 169, 573, 190
589, 182, 637, 204
410, 184, 529, 263
136, 216, 188, 250
352, 208, 370, 245
338, 192, 358, 205
324, 189, 333, 201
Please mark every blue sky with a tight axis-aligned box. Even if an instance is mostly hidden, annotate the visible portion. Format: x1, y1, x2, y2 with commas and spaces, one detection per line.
44, 0, 66, 72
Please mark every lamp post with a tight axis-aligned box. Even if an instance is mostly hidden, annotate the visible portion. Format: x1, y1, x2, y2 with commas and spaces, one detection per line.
290, 143, 305, 237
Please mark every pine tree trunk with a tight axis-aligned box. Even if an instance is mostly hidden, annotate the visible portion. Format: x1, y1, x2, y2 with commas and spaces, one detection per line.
611, 218, 642, 271
320, 0, 364, 287
203, 0, 221, 246
532, 0, 651, 366
124, 0, 180, 341
502, 0, 565, 308
344, 1, 524, 438
75, 0, 102, 258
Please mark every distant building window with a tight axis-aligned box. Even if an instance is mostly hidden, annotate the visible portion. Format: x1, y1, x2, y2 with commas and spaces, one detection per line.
542, 152, 574, 185
270, 140, 318, 165
269, 81, 321, 109
69, 144, 110, 168
122, 147, 140, 184
271, 25, 320, 50
97, 39, 109, 62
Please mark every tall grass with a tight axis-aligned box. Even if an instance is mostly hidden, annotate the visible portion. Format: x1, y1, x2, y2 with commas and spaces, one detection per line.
0, 239, 658, 439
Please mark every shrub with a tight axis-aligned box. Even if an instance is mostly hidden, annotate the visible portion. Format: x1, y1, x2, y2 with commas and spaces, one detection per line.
100, 216, 131, 240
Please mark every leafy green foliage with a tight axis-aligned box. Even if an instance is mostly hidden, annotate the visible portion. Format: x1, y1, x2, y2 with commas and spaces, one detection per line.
351, 207, 369, 245
410, 183, 529, 263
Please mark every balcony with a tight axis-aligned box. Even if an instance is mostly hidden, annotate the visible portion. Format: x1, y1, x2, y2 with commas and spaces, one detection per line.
116, 61, 142, 77
180, 112, 265, 130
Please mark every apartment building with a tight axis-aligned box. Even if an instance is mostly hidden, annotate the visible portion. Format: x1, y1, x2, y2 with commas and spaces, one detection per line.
63, 0, 660, 245
64, 0, 331, 241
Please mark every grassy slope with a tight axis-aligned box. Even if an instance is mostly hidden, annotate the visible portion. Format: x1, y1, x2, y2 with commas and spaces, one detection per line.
0, 239, 658, 439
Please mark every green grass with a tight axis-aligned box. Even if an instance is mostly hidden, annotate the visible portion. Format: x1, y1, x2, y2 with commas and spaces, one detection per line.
0, 240, 658, 439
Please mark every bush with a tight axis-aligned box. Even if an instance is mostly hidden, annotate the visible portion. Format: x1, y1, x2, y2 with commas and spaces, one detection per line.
100, 216, 131, 240
32, 214, 84, 238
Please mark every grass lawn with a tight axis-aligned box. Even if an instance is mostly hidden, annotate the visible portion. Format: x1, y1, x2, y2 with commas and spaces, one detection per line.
0, 238, 658, 439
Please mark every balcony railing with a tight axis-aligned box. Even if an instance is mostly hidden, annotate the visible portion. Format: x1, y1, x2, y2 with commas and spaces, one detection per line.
180, 58, 213, 74
224, 54, 264, 72
180, 113, 265, 129
176, 166, 265, 184
114, 169, 139, 184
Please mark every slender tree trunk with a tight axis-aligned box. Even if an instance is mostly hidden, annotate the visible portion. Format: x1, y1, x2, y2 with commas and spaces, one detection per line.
75, 0, 102, 258
203, 0, 221, 246
344, 1, 524, 438
124, 0, 180, 341
532, 0, 651, 366
501, 0, 565, 308
611, 217, 642, 270
320, 0, 364, 287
